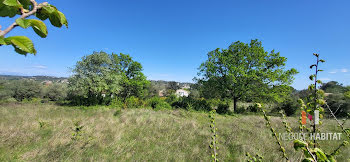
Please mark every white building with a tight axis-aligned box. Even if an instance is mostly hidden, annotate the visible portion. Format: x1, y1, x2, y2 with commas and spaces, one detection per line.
175, 89, 189, 97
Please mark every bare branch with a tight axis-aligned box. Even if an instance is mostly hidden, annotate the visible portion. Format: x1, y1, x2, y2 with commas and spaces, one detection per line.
305, 145, 317, 162
326, 103, 350, 139
0, 0, 49, 37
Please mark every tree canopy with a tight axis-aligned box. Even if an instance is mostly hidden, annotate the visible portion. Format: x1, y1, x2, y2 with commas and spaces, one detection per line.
68, 51, 149, 105
196, 39, 298, 111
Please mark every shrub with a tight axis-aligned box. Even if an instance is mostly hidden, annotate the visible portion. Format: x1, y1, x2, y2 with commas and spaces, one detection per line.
326, 93, 350, 117
276, 97, 299, 116
217, 100, 231, 114
155, 101, 172, 109
43, 83, 67, 101
165, 94, 178, 104
110, 97, 124, 108
10, 80, 43, 101
146, 97, 171, 109
124, 96, 143, 108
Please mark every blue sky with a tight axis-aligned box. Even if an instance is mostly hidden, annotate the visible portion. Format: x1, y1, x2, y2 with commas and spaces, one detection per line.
1, 0, 350, 90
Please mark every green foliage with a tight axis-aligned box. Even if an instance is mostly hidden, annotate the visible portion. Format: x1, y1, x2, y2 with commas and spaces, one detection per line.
110, 97, 124, 108
124, 96, 144, 108
196, 39, 298, 111
146, 97, 171, 109
209, 108, 218, 162
345, 91, 350, 99
71, 120, 84, 141
68, 52, 122, 105
0, 79, 13, 100
165, 94, 178, 104
43, 83, 67, 101
245, 152, 263, 162
10, 79, 42, 101
0, 0, 67, 55
259, 54, 350, 162
111, 53, 150, 100
321, 81, 347, 94
326, 93, 350, 117
68, 52, 149, 106
276, 96, 299, 116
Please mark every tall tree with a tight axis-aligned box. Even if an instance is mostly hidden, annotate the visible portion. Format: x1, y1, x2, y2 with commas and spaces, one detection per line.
111, 53, 150, 100
68, 52, 122, 105
196, 39, 298, 111
0, 0, 68, 55
68, 52, 149, 105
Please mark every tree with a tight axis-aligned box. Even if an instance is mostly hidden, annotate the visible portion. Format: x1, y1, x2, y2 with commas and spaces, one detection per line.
0, 79, 13, 100
68, 52, 122, 105
111, 53, 150, 100
10, 79, 42, 101
320, 81, 346, 93
196, 39, 298, 112
0, 0, 67, 55
43, 83, 67, 101
68, 51, 149, 105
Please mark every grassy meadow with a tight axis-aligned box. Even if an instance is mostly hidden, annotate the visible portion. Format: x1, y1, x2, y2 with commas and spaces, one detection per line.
0, 103, 349, 161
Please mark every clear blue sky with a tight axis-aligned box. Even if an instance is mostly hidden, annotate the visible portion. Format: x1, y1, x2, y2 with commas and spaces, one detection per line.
1, 0, 350, 90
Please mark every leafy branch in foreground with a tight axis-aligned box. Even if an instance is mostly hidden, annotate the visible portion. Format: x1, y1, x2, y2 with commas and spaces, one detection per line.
0, 0, 68, 55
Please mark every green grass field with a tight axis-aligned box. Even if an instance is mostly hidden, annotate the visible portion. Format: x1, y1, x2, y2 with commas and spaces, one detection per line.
1, 103, 349, 161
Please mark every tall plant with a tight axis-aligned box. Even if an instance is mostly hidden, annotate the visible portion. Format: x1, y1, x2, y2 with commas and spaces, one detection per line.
256, 53, 350, 162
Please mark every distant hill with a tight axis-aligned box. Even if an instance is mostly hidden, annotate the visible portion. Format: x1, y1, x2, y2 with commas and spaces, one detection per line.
0, 75, 68, 82
0, 75, 193, 86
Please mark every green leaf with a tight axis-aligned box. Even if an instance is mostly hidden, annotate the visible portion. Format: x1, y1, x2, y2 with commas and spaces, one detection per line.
3, 0, 22, 7
15, 18, 31, 28
15, 19, 48, 38
310, 64, 316, 69
4, 36, 36, 55
58, 10, 68, 28
319, 59, 325, 63
29, 19, 48, 38
0, 37, 6, 45
309, 75, 314, 81
326, 155, 336, 162
36, 8, 49, 20
18, 0, 31, 9
301, 158, 314, 162
314, 148, 327, 161
293, 139, 308, 150
48, 10, 63, 27
0, 4, 19, 17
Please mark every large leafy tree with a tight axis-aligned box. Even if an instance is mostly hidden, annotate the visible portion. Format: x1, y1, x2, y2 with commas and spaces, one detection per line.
111, 53, 150, 100
196, 39, 298, 111
68, 52, 122, 105
68, 52, 149, 105
0, 0, 67, 55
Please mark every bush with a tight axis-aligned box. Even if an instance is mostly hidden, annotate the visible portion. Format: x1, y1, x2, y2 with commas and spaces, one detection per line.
326, 94, 350, 117
165, 94, 178, 104
146, 97, 171, 109
276, 97, 299, 116
10, 80, 43, 101
124, 96, 143, 108
217, 100, 231, 114
43, 83, 67, 101
110, 97, 124, 108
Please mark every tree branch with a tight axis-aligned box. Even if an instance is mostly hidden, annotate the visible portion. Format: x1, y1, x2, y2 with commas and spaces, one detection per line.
0, 0, 48, 37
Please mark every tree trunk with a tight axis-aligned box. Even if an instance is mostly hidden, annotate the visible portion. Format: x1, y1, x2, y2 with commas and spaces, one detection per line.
233, 97, 238, 113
